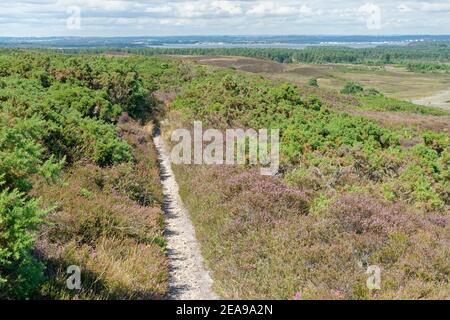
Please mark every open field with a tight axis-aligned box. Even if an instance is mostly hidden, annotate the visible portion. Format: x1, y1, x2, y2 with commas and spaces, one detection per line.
184, 56, 450, 110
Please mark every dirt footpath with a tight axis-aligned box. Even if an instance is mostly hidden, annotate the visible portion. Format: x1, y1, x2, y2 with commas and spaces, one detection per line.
152, 127, 218, 300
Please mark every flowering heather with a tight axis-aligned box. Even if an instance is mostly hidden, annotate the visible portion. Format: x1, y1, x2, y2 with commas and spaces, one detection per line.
32, 120, 167, 299
173, 162, 450, 299
331, 193, 418, 236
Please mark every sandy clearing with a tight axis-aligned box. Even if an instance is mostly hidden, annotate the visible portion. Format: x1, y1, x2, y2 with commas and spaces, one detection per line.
412, 89, 450, 111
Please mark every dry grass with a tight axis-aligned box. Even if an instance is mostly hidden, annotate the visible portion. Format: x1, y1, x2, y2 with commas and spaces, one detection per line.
32, 120, 168, 300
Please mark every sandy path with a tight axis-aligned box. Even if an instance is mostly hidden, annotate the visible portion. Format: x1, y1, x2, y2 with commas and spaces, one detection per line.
412, 89, 450, 111
152, 128, 218, 300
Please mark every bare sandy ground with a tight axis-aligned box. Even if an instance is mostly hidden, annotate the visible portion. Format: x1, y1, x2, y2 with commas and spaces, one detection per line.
412, 90, 450, 111
152, 127, 217, 300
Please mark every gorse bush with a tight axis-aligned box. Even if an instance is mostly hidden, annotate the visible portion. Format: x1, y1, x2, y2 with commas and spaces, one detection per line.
0, 112, 63, 192
0, 184, 47, 299
1, 51, 157, 118
46, 83, 122, 122
34, 121, 166, 299
0, 51, 162, 298
172, 69, 399, 157
0, 110, 62, 298
340, 81, 364, 95
308, 78, 319, 87
0, 68, 134, 166
170, 67, 448, 212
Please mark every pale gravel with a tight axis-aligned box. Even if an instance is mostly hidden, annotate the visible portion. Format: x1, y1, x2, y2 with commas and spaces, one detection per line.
152, 128, 218, 300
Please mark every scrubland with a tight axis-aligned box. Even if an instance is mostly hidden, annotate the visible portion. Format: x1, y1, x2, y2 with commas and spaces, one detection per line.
1, 49, 448, 299
186, 55, 450, 111
0, 51, 184, 299
164, 63, 449, 299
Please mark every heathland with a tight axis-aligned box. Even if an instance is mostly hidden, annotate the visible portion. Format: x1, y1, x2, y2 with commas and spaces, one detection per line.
0, 44, 449, 299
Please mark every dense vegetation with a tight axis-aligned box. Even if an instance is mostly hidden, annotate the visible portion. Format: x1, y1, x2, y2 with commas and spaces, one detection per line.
171, 69, 449, 212
33, 120, 167, 299
1, 48, 449, 300
166, 65, 449, 299
0, 50, 186, 299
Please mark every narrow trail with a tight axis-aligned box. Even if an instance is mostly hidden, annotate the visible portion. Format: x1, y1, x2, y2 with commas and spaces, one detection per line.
151, 127, 218, 300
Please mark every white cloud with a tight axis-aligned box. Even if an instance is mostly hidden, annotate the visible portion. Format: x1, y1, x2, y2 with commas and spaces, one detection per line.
398, 3, 412, 12
211, 1, 242, 15
299, 5, 313, 15
0, 0, 449, 36
57, 0, 135, 12
358, 3, 381, 15
247, 1, 299, 17
159, 18, 193, 26
112, 17, 134, 25
420, 2, 450, 12
145, 5, 172, 14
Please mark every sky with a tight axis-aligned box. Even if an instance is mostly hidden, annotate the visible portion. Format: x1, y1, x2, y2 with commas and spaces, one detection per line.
0, 0, 449, 37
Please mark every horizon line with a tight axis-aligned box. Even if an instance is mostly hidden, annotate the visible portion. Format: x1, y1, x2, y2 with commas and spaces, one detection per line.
1, 34, 450, 39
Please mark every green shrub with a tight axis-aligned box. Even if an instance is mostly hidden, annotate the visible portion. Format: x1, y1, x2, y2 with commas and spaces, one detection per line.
423, 131, 449, 154
358, 95, 448, 116
47, 84, 122, 122
341, 81, 364, 95
364, 87, 382, 96
93, 138, 133, 167
0, 51, 150, 299
308, 78, 319, 87
169, 64, 448, 211
0, 113, 63, 192
0, 186, 47, 299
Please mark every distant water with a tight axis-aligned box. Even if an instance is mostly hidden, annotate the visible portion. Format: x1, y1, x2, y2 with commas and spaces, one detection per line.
0, 35, 449, 49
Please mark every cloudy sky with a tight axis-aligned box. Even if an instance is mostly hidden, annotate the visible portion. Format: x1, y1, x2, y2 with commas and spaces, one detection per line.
0, 0, 449, 36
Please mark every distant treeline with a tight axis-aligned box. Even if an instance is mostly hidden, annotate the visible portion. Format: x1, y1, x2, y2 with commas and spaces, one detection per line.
51, 43, 450, 65
405, 61, 450, 73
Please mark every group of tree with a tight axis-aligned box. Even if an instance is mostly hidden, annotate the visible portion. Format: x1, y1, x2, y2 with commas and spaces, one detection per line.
52, 42, 450, 66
